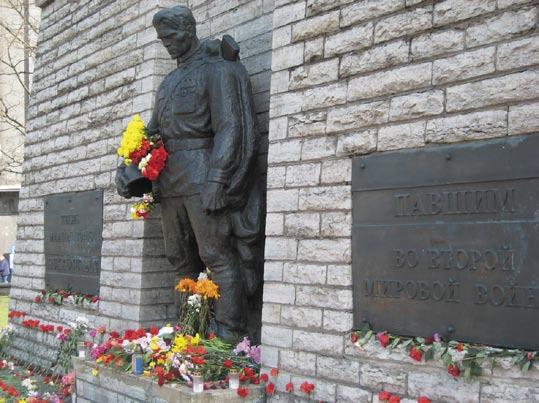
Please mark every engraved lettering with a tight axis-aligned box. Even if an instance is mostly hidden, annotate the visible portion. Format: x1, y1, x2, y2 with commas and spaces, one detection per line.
60, 214, 79, 225
473, 284, 489, 304
431, 281, 445, 301
491, 285, 505, 306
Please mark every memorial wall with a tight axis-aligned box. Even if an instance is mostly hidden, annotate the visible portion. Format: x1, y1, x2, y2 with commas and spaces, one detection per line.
10, 0, 272, 367
261, 0, 539, 401
10, 0, 539, 401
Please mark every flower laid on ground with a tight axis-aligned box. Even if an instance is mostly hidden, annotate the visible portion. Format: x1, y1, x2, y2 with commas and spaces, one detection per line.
33, 289, 99, 307
285, 382, 293, 393
351, 324, 539, 380
117, 114, 169, 220
7, 308, 262, 394
175, 270, 220, 337
299, 381, 315, 395
379, 390, 431, 403
237, 386, 249, 398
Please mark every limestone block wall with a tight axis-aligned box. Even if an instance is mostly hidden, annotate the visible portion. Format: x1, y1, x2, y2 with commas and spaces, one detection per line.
11, 0, 274, 367
261, 0, 539, 401
10, 0, 182, 366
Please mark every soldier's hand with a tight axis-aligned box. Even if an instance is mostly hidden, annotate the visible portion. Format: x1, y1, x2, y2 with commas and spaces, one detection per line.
201, 182, 227, 213
115, 166, 132, 199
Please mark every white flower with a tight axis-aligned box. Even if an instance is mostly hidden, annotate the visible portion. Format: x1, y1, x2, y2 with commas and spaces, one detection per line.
22, 378, 37, 391
66, 296, 75, 304
198, 272, 208, 280
187, 294, 201, 308
157, 325, 174, 337
142, 193, 154, 203
138, 154, 152, 170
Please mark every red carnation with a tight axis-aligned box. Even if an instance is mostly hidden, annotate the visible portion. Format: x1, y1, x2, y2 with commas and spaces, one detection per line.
56, 325, 63, 332
389, 395, 401, 403
270, 368, 279, 377
377, 332, 390, 348
192, 356, 205, 365
456, 343, 464, 352
109, 331, 120, 339
299, 381, 315, 395
350, 332, 359, 343
379, 391, 392, 401
285, 382, 293, 393
237, 387, 249, 398
417, 397, 431, 403
149, 326, 159, 336
447, 363, 460, 377
208, 332, 216, 339
223, 359, 233, 369
34, 296, 41, 303
409, 346, 423, 362
265, 382, 275, 395
260, 373, 268, 382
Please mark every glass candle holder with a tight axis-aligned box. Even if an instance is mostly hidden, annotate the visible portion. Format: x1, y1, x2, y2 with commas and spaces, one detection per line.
192, 371, 203, 393
77, 341, 87, 359
228, 369, 240, 390
131, 348, 144, 375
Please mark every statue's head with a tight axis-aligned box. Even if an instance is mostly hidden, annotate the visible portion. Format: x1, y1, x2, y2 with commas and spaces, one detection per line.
152, 6, 197, 59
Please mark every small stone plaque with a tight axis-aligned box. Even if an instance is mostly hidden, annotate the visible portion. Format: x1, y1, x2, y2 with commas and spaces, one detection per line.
352, 135, 539, 349
44, 190, 103, 295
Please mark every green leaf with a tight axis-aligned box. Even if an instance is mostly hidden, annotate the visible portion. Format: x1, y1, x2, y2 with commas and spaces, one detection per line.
402, 339, 413, 349
441, 353, 452, 366
389, 337, 400, 350
424, 347, 434, 361
522, 361, 531, 373
464, 366, 471, 379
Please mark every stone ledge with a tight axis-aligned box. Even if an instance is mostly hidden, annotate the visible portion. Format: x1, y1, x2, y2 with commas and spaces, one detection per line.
73, 358, 266, 403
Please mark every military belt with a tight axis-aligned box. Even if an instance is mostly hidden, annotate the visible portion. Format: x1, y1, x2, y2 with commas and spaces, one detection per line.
166, 138, 213, 152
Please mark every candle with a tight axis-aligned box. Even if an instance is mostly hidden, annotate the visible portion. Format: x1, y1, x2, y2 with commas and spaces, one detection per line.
77, 342, 87, 359
228, 369, 240, 390
131, 345, 144, 375
192, 371, 203, 393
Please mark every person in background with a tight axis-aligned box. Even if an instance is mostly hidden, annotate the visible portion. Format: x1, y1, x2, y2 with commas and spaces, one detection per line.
0, 254, 9, 284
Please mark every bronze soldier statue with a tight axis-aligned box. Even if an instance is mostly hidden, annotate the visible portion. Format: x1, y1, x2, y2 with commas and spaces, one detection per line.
116, 6, 264, 343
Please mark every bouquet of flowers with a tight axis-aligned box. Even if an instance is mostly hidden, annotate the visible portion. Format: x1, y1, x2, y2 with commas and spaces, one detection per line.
175, 270, 220, 337
117, 115, 168, 220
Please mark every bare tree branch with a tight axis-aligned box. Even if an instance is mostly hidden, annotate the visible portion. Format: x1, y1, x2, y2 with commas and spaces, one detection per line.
0, 0, 40, 178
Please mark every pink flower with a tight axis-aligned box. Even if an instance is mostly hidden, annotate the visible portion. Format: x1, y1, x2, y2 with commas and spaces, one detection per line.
248, 345, 261, 364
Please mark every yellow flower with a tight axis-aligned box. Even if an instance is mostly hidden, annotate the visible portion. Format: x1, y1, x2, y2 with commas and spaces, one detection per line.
196, 278, 220, 299
149, 361, 156, 368
143, 370, 150, 376
175, 278, 197, 293
149, 337, 160, 352
117, 114, 147, 164
172, 334, 188, 352
91, 368, 99, 377
191, 333, 201, 346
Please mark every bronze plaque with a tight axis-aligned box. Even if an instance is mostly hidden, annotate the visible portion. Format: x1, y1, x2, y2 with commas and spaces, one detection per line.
352, 135, 539, 349
44, 190, 102, 295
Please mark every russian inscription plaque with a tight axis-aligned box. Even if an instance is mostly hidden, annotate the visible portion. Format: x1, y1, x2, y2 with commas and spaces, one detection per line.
352, 135, 539, 349
44, 190, 103, 295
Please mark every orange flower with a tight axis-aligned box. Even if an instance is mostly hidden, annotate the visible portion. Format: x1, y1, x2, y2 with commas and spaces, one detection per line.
175, 278, 197, 293
196, 278, 220, 299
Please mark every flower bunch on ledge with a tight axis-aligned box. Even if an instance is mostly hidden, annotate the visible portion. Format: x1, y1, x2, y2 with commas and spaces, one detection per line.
33, 289, 99, 307
90, 324, 259, 387
351, 325, 538, 380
